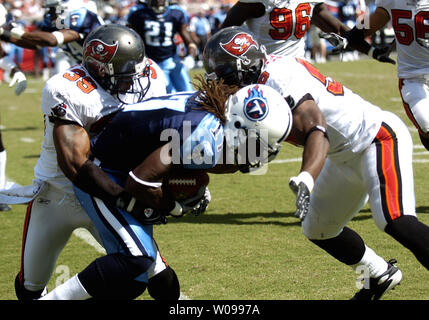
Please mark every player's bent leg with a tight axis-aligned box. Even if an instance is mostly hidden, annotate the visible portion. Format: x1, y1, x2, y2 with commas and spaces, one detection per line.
385, 215, 429, 270
399, 78, 429, 150
77, 253, 152, 299
148, 266, 180, 300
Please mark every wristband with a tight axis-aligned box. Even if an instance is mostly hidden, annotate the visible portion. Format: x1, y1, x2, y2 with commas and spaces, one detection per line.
129, 171, 162, 188
52, 31, 65, 46
10, 27, 25, 39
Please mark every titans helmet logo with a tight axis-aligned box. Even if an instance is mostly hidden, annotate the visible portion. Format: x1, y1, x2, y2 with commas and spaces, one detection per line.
84, 39, 119, 63
220, 33, 258, 65
243, 85, 269, 121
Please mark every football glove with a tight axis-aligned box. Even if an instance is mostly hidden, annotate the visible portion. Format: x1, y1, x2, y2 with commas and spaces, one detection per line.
9, 71, 27, 96
319, 32, 348, 53
369, 41, 396, 65
115, 192, 167, 225
170, 186, 211, 217
289, 171, 314, 221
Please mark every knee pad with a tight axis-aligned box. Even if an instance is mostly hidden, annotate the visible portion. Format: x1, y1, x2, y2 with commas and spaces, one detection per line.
78, 253, 153, 299
14, 273, 45, 300
148, 266, 180, 300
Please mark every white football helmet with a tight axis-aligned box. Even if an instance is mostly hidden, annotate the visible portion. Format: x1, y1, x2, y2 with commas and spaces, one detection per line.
0, 4, 7, 27
223, 84, 293, 172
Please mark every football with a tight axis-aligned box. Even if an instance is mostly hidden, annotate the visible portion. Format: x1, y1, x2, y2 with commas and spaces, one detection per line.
164, 169, 210, 201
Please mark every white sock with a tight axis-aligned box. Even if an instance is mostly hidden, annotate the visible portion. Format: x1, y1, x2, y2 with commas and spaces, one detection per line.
0, 150, 6, 189
352, 245, 389, 278
39, 274, 92, 300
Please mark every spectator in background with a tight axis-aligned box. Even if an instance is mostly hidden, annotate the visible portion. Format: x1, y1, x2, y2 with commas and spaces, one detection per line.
189, 5, 211, 67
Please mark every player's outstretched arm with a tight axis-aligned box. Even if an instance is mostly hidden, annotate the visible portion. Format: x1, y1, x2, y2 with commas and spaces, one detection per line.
1, 28, 80, 49
312, 3, 350, 36
221, 2, 265, 28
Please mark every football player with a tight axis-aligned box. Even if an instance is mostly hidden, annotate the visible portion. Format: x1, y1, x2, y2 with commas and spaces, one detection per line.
39, 78, 293, 299
0, 0, 103, 75
220, 0, 394, 64
127, 0, 197, 93
203, 27, 429, 299
10, 24, 182, 300
0, 2, 27, 211
341, 1, 429, 152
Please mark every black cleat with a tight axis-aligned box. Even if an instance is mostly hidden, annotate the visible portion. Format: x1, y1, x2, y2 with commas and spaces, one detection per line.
351, 259, 402, 300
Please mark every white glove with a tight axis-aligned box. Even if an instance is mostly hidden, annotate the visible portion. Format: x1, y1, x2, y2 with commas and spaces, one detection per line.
9, 71, 27, 96
289, 171, 314, 221
170, 186, 211, 217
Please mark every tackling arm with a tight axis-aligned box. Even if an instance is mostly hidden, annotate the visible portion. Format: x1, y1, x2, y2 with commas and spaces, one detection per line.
312, 3, 350, 36
1, 29, 80, 49
288, 99, 329, 180
287, 99, 330, 221
221, 2, 265, 28
53, 119, 125, 204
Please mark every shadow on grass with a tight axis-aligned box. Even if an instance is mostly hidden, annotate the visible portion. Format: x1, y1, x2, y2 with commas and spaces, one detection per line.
2, 126, 40, 132
168, 209, 374, 227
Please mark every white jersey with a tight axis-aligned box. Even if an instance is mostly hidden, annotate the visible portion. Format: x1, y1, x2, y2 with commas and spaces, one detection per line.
259, 55, 383, 161
34, 60, 167, 194
376, 0, 429, 79
240, 0, 324, 56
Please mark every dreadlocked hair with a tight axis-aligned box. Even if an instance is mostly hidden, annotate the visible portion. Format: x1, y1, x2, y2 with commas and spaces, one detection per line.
192, 74, 239, 124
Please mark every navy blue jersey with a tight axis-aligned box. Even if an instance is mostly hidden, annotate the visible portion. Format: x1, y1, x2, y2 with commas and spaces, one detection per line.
127, 4, 187, 62
41, 7, 103, 61
91, 92, 224, 172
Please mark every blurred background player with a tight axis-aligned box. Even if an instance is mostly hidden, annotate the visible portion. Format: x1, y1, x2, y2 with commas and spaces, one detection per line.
343, 0, 429, 153
220, 0, 350, 58
127, 0, 197, 93
1, 0, 103, 75
0, 1, 27, 211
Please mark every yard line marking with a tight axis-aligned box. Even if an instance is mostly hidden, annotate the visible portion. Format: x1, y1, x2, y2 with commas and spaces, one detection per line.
72, 228, 192, 300
72, 228, 105, 254
20, 137, 35, 143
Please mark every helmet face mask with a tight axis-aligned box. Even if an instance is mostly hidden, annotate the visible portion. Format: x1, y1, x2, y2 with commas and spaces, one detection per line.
83, 24, 151, 104
203, 26, 266, 87
223, 84, 293, 173
148, 0, 170, 14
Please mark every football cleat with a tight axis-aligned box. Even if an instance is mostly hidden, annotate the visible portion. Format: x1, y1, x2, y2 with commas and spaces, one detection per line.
351, 259, 402, 300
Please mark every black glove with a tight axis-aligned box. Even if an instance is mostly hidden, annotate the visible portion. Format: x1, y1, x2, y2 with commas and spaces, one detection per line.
319, 32, 348, 54
370, 44, 396, 65
116, 192, 167, 225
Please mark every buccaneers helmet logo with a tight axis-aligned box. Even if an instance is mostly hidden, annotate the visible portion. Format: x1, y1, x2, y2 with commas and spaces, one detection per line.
220, 33, 258, 65
84, 39, 118, 63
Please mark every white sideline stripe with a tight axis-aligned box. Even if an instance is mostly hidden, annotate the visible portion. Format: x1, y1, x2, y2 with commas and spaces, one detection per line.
272, 145, 429, 164
72, 228, 192, 300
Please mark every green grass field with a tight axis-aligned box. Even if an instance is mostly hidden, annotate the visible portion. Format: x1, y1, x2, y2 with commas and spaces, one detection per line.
1, 57, 429, 300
